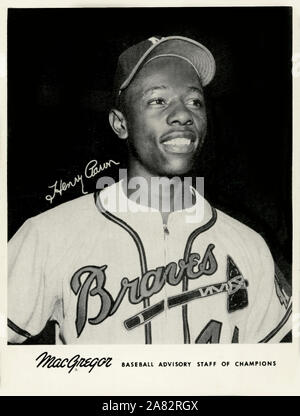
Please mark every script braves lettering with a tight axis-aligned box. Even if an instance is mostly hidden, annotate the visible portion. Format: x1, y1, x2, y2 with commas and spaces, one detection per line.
71, 244, 217, 336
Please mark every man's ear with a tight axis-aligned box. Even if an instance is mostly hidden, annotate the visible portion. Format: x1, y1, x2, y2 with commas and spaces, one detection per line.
109, 109, 128, 139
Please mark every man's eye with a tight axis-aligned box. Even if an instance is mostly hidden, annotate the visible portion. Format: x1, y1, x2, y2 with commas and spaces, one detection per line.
148, 98, 166, 106
187, 98, 203, 108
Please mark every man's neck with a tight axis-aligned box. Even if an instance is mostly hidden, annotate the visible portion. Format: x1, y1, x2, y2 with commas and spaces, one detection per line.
125, 163, 196, 224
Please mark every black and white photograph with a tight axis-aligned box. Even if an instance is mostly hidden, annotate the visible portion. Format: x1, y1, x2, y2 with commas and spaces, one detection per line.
6, 6, 293, 347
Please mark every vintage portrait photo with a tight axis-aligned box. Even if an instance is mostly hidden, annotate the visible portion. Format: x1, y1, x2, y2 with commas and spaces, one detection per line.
6, 7, 292, 346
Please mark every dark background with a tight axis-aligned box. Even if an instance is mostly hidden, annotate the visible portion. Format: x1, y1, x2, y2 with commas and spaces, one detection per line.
8, 7, 292, 343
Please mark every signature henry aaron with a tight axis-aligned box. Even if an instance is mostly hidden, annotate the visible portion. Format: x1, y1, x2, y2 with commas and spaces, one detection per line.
45, 159, 120, 204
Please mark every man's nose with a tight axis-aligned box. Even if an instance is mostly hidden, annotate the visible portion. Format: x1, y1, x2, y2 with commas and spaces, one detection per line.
166, 101, 193, 126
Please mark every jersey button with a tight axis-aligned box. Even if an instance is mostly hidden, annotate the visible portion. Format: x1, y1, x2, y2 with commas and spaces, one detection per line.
163, 224, 169, 235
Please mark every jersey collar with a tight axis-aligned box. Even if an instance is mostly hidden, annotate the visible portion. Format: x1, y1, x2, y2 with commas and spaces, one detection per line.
96, 179, 214, 228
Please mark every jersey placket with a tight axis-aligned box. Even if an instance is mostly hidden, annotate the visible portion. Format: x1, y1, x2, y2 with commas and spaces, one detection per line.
159, 214, 187, 343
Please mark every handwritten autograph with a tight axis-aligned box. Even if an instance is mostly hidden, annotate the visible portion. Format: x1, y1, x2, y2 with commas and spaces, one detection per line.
45, 159, 120, 204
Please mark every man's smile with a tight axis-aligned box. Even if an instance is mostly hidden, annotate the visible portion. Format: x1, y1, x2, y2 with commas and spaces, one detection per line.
160, 130, 197, 154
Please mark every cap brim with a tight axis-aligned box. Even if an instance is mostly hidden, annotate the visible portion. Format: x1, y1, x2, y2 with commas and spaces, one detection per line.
119, 36, 216, 92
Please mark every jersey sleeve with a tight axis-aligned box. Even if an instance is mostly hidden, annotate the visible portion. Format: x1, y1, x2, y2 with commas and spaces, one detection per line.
243, 236, 292, 343
8, 218, 59, 343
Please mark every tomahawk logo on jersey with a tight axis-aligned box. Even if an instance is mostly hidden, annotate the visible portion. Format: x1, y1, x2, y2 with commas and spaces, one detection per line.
8, 180, 292, 344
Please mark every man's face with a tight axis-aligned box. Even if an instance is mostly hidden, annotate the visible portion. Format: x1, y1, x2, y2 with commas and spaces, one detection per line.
121, 56, 207, 176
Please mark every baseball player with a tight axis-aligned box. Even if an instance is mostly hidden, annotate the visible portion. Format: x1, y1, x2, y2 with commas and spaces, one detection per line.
8, 36, 292, 344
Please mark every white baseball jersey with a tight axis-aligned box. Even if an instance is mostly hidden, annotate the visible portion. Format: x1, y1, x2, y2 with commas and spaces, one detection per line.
8, 180, 292, 344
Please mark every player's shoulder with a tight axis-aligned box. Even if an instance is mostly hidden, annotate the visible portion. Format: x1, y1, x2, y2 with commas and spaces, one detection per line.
214, 207, 271, 256
24, 192, 99, 236
12, 180, 122, 241
215, 207, 264, 241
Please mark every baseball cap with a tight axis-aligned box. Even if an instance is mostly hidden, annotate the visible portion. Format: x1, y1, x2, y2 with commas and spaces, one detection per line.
113, 35, 216, 104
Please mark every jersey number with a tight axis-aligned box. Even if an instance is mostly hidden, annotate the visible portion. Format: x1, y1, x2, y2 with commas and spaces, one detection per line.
195, 320, 239, 343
